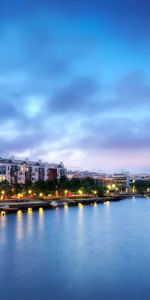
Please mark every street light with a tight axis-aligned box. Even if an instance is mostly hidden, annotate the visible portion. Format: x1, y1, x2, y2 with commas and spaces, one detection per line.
78, 189, 83, 196
93, 190, 97, 195
1, 190, 5, 199
64, 190, 68, 196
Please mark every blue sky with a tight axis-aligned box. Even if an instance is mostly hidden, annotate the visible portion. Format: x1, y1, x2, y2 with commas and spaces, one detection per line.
0, 0, 150, 172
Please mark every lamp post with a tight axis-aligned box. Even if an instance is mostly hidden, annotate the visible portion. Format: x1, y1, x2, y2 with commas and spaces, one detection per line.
1, 190, 5, 199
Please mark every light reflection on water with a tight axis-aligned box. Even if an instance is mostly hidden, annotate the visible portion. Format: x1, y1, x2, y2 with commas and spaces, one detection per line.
38, 208, 44, 233
0, 214, 7, 245
77, 205, 84, 249
63, 204, 69, 222
0, 213, 6, 229
16, 210, 23, 241
26, 209, 33, 237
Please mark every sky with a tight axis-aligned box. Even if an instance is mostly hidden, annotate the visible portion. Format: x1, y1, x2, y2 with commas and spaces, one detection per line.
0, 0, 150, 172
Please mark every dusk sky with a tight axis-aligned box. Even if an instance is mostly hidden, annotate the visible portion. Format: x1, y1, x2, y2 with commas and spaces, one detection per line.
0, 0, 150, 172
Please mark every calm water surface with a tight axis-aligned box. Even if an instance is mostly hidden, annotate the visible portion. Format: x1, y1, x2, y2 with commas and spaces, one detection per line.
1, 197, 150, 300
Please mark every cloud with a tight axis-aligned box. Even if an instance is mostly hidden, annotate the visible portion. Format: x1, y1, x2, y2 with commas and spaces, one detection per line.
116, 70, 150, 103
74, 116, 150, 153
0, 2, 150, 171
49, 77, 99, 113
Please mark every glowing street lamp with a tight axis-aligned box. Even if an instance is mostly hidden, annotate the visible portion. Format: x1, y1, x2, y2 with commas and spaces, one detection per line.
78, 189, 83, 196
1, 190, 5, 199
64, 190, 68, 196
93, 190, 97, 195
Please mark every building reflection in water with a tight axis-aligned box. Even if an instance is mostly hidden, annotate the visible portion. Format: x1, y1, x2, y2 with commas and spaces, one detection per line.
54, 207, 61, 225
132, 196, 136, 201
64, 204, 69, 218
104, 201, 111, 219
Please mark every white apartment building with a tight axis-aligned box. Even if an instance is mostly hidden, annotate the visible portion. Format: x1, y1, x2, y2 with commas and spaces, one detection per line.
0, 157, 66, 184
112, 172, 131, 191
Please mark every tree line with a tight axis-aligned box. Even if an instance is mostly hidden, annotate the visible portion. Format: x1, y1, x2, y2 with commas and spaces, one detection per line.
133, 180, 150, 193
0, 176, 106, 198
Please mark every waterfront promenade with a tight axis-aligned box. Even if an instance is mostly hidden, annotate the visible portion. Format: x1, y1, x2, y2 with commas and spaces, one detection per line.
0, 193, 141, 214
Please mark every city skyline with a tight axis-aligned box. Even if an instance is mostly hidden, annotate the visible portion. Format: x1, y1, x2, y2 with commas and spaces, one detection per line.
0, 0, 150, 172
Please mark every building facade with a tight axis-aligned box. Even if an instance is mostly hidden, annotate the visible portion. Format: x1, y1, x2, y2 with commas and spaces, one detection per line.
0, 157, 66, 184
111, 173, 131, 192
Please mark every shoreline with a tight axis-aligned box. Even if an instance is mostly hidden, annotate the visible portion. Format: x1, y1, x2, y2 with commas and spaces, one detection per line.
0, 194, 144, 215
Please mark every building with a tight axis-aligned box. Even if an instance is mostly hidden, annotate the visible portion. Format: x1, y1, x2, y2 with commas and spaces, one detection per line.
0, 157, 66, 184
111, 172, 131, 192
67, 170, 105, 180
47, 168, 58, 181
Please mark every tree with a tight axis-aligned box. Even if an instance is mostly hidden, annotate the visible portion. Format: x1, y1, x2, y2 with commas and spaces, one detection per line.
69, 178, 81, 193
58, 176, 68, 195
135, 180, 150, 193
0, 180, 12, 197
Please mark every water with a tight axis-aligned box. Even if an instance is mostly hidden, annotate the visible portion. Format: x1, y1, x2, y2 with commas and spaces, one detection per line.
0, 197, 150, 300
